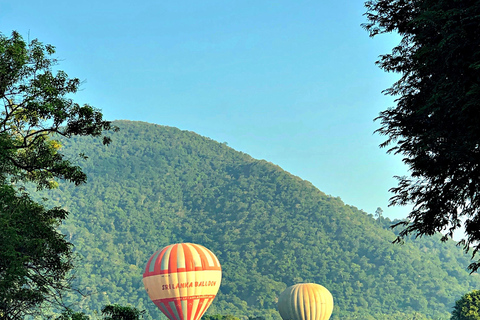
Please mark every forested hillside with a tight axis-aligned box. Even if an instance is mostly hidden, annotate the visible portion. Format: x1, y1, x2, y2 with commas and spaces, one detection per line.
38, 121, 480, 320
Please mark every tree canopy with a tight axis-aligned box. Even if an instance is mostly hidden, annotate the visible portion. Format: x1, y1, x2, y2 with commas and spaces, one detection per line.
0, 184, 72, 318
101, 304, 145, 320
0, 31, 115, 189
0, 30, 114, 318
451, 290, 480, 320
363, 0, 480, 270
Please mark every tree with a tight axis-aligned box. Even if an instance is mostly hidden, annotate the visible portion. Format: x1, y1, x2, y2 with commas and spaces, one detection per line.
54, 308, 90, 320
202, 315, 241, 320
0, 30, 116, 318
375, 207, 383, 219
0, 185, 73, 318
101, 304, 145, 320
0, 31, 115, 189
363, 0, 480, 271
451, 290, 480, 320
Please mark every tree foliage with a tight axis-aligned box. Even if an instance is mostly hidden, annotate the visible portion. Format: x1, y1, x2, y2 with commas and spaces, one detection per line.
363, 0, 480, 270
54, 308, 90, 320
451, 290, 480, 320
101, 304, 145, 320
0, 184, 73, 318
202, 315, 242, 320
0, 30, 115, 318
0, 31, 115, 189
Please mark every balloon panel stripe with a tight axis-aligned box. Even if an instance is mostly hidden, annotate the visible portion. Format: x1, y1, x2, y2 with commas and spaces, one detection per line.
308, 285, 314, 320
160, 245, 174, 271
318, 288, 325, 320
177, 244, 186, 269
304, 286, 309, 320
175, 299, 185, 320
174, 268, 182, 318
159, 301, 176, 320
145, 247, 168, 276
191, 299, 199, 320
212, 252, 221, 267
193, 244, 211, 269
298, 286, 306, 320
293, 286, 299, 320
169, 244, 179, 273
169, 301, 181, 320
316, 286, 323, 320
159, 302, 175, 320
146, 249, 161, 273
186, 257, 196, 301
195, 298, 209, 320
199, 297, 214, 320
182, 243, 195, 272
192, 298, 205, 320
185, 243, 203, 268
156, 248, 168, 273
186, 296, 193, 320
195, 244, 215, 267
181, 299, 188, 320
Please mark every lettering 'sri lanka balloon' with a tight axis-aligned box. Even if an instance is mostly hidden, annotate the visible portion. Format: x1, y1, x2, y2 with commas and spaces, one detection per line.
143, 243, 222, 320
278, 283, 334, 320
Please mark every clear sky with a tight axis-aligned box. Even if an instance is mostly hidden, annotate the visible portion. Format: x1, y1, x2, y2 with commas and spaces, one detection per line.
1, 0, 412, 219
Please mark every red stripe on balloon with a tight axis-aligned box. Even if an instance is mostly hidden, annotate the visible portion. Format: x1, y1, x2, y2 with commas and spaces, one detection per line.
144, 250, 157, 274
174, 298, 184, 320
144, 243, 221, 275
152, 296, 218, 320
199, 297, 213, 320
192, 244, 209, 269
192, 297, 205, 320
169, 244, 179, 273
182, 243, 195, 272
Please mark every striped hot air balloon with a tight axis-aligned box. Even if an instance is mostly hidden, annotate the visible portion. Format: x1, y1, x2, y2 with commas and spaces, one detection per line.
278, 283, 334, 320
143, 243, 222, 320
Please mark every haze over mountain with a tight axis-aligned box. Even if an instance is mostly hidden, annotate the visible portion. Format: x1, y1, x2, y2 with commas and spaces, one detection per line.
40, 121, 480, 320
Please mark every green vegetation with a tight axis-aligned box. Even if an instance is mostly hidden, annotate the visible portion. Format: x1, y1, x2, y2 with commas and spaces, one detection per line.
0, 184, 73, 318
202, 315, 242, 320
53, 304, 144, 320
451, 290, 480, 320
35, 121, 480, 320
101, 304, 146, 320
363, 0, 480, 270
0, 31, 114, 318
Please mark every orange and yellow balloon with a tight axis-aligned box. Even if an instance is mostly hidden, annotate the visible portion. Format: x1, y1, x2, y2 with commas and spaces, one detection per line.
278, 283, 334, 320
143, 243, 222, 320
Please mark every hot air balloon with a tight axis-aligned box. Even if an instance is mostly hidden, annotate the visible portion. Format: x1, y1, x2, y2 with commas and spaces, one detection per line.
278, 283, 334, 320
143, 243, 222, 320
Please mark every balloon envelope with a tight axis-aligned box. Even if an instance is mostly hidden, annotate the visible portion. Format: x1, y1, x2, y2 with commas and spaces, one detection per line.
143, 243, 222, 320
278, 283, 334, 320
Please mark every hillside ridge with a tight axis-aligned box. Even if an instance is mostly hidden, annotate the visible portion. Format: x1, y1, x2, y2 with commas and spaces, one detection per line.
38, 120, 480, 320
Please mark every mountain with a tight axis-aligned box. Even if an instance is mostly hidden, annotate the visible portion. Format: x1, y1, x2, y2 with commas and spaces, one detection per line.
38, 120, 480, 320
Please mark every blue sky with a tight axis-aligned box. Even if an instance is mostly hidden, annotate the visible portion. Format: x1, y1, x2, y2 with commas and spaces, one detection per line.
1, 0, 411, 219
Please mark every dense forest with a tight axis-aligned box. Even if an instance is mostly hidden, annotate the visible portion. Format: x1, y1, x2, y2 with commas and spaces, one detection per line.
35, 121, 480, 320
